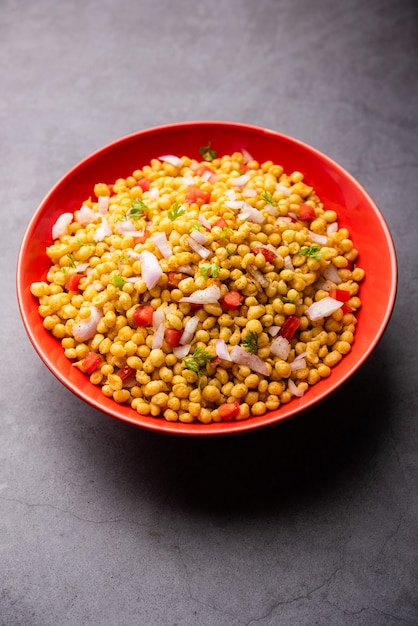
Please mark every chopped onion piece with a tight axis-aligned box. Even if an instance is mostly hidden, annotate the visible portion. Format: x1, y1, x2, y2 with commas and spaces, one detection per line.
182, 176, 195, 186
152, 308, 165, 330
180, 284, 221, 304
190, 230, 207, 245
247, 265, 269, 288
288, 212, 298, 222
243, 187, 257, 197
225, 200, 244, 210
309, 230, 328, 245
177, 264, 194, 275
327, 222, 338, 234
313, 278, 334, 292
198, 214, 212, 230
254, 243, 280, 258
152, 322, 165, 349
276, 216, 292, 224
263, 204, 279, 216
225, 189, 236, 201
115, 220, 144, 237
75, 262, 89, 272
98, 196, 109, 214
288, 378, 304, 397
201, 169, 214, 182
215, 339, 231, 361
173, 344, 191, 359
290, 357, 307, 371
270, 336, 291, 360
230, 346, 269, 376
283, 255, 294, 271
151, 231, 172, 258
73, 306, 103, 342
239, 202, 265, 224
241, 148, 254, 163
139, 250, 162, 289
276, 183, 291, 196
232, 173, 250, 186
267, 325, 281, 337
180, 315, 199, 345
94, 217, 112, 242
149, 187, 159, 200
305, 296, 343, 321
158, 154, 183, 167
322, 262, 342, 284
52, 212, 73, 239
187, 236, 211, 258
77, 205, 97, 225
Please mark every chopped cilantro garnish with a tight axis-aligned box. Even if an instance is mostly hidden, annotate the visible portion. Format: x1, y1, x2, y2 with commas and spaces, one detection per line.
242, 330, 259, 354
220, 227, 233, 239
189, 221, 201, 232
200, 262, 221, 279
128, 199, 148, 222
111, 274, 126, 289
261, 191, 278, 207
76, 238, 96, 248
282, 296, 297, 304
167, 202, 185, 221
66, 253, 76, 268
183, 347, 212, 385
226, 247, 234, 258
199, 142, 217, 162
299, 245, 323, 260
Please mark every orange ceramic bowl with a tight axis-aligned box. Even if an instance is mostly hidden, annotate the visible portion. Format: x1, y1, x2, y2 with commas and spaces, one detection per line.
17, 121, 397, 436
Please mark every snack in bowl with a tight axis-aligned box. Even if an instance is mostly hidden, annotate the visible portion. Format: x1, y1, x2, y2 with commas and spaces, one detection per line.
17, 121, 396, 436
28, 146, 364, 424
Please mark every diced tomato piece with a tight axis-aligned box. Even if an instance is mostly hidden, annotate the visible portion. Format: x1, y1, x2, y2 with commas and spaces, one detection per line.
132, 305, 154, 326
136, 177, 151, 192
185, 186, 211, 204
279, 315, 301, 340
239, 163, 250, 172
342, 303, 355, 314
167, 271, 189, 288
253, 246, 276, 263
82, 352, 102, 374
220, 291, 244, 311
133, 231, 151, 245
329, 288, 350, 302
165, 328, 183, 347
188, 303, 203, 311
65, 273, 86, 292
298, 203, 316, 221
212, 217, 228, 229
345, 259, 355, 271
195, 164, 215, 178
210, 356, 222, 367
218, 401, 240, 421
116, 365, 136, 381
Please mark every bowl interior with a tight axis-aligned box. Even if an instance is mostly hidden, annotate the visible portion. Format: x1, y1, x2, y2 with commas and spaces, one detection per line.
17, 121, 397, 435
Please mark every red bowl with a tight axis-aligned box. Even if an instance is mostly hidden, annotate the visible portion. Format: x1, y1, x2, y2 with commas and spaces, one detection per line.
16, 121, 397, 436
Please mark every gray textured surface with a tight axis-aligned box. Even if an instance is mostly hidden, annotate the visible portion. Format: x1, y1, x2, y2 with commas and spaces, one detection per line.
2, 0, 418, 624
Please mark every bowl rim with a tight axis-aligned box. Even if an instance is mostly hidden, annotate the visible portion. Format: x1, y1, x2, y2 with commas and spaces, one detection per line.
16, 120, 398, 436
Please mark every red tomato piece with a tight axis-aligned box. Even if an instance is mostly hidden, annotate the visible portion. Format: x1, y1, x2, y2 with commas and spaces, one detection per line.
298, 203, 316, 221
220, 291, 244, 311
65, 273, 86, 292
212, 217, 228, 229
188, 303, 203, 311
167, 271, 189, 288
185, 186, 211, 204
253, 246, 276, 263
218, 401, 240, 421
279, 315, 301, 340
133, 231, 150, 245
342, 303, 355, 314
329, 288, 350, 302
132, 305, 154, 326
239, 164, 250, 172
165, 328, 183, 347
82, 352, 102, 374
116, 365, 136, 381
136, 177, 151, 192
195, 164, 215, 178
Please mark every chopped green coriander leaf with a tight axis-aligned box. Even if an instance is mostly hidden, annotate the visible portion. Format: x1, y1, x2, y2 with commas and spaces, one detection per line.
282, 296, 297, 304
189, 221, 201, 232
111, 274, 126, 289
128, 199, 148, 221
199, 262, 221, 279
183, 347, 212, 385
261, 191, 278, 207
299, 245, 323, 260
167, 202, 185, 221
226, 247, 234, 258
66, 252, 76, 268
242, 330, 259, 354
199, 141, 217, 162
220, 227, 233, 239
76, 238, 96, 248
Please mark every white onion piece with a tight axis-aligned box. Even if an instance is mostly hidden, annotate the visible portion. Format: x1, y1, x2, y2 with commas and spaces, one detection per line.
152, 308, 165, 330
270, 335, 291, 360
216, 339, 231, 361
232, 173, 250, 186
201, 169, 214, 182
115, 220, 144, 237
149, 187, 159, 200
225, 200, 244, 210
253, 243, 280, 258
283, 255, 294, 271
187, 236, 211, 258
173, 344, 192, 359
139, 250, 162, 289
158, 154, 183, 167
190, 230, 207, 245
276, 183, 291, 196
322, 262, 342, 284
98, 196, 109, 214
243, 187, 257, 197
267, 325, 281, 337
288, 378, 304, 397
177, 264, 194, 275
126, 277, 140, 283
94, 217, 112, 241
180, 315, 199, 345
275, 216, 292, 224
239, 202, 265, 223
225, 189, 236, 201
75, 262, 89, 272
198, 213, 212, 230
263, 204, 279, 216
181, 176, 195, 186
230, 346, 269, 376
241, 148, 254, 163
288, 212, 298, 222
90, 280, 104, 291
247, 265, 269, 288
313, 278, 334, 292
309, 230, 328, 245
290, 357, 307, 371
77, 205, 97, 225
73, 306, 103, 342
180, 284, 221, 304
52, 212, 73, 239
152, 231, 172, 258
327, 222, 338, 234
305, 296, 343, 321
125, 249, 142, 260
152, 322, 165, 349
